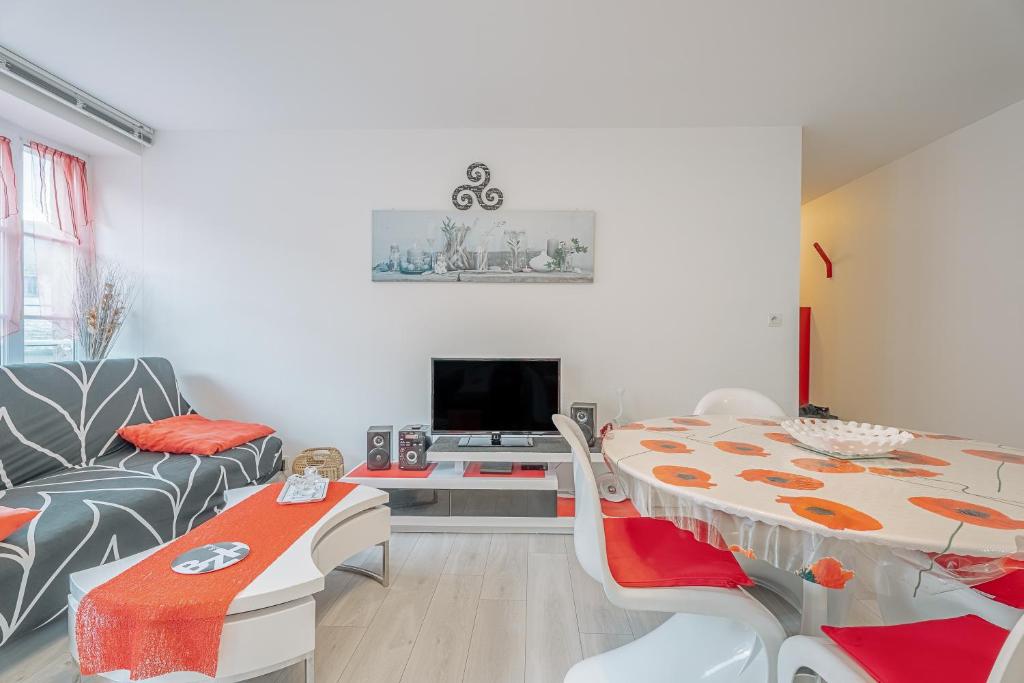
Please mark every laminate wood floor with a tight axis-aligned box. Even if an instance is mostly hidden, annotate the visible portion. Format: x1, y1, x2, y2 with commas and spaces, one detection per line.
0, 532, 882, 683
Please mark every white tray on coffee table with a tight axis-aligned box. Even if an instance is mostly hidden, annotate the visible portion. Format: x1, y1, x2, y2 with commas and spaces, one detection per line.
68, 483, 390, 683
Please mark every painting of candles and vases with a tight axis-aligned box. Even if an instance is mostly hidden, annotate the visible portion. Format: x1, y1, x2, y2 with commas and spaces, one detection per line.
371, 210, 595, 283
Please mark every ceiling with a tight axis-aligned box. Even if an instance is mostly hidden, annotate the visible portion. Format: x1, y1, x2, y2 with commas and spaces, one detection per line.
1, 0, 1022, 200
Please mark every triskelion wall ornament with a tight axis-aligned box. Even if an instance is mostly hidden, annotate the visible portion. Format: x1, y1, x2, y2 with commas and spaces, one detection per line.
452, 162, 503, 211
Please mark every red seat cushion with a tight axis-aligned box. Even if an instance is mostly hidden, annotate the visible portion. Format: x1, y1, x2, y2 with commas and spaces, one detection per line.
601, 499, 641, 518
822, 615, 1009, 683
974, 569, 1024, 609
603, 517, 753, 589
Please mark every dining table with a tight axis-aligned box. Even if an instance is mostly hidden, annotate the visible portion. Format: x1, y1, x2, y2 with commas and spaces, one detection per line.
602, 414, 1024, 635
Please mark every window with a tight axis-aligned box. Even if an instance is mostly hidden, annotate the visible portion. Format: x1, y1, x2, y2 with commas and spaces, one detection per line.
0, 131, 89, 365
19, 145, 77, 363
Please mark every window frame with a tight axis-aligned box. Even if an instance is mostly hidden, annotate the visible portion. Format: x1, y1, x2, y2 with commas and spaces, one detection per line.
0, 119, 90, 365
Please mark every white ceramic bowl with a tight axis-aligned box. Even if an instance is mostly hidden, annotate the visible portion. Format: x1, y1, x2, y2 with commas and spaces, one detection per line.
780, 418, 914, 456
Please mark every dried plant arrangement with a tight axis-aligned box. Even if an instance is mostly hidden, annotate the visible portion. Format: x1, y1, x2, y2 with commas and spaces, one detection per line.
440, 216, 473, 270
72, 256, 138, 361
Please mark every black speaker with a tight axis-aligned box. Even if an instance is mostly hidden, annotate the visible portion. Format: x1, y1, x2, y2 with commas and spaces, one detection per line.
571, 402, 597, 446
366, 425, 393, 470
398, 424, 432, 470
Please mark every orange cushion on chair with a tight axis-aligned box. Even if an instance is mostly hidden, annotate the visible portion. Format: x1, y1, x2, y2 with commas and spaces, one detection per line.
118, 415, 275, 456
822, 615, 1009, 683
974, 569, 1024, 609
603, 517, 754, 589
0, 506, 39, 541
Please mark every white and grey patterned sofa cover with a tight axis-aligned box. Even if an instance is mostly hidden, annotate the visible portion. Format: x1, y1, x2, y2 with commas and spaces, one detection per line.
0, 357, 283, 648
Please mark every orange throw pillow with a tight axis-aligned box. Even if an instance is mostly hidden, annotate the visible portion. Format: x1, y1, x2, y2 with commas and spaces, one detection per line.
1, 507, 39, 541
117, 414, 275, 456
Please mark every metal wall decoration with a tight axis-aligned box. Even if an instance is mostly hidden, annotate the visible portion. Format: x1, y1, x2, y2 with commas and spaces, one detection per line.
452, 162, 503, 211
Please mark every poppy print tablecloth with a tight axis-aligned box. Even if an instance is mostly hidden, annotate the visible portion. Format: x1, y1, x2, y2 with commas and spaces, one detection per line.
602, 415, 1024, 592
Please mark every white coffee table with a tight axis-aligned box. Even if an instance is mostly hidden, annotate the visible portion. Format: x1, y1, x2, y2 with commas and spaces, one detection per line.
68, 483, 390, 682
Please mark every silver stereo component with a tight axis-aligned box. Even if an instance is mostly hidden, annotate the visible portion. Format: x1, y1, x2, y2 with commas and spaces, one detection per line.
571, 402, 597, 446
398, 424, 432, 470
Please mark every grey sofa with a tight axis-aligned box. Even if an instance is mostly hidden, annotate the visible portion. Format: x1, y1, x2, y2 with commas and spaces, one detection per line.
0, 357, 282, 648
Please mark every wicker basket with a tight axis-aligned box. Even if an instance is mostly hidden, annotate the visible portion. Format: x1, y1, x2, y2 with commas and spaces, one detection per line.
291, 447, 344, 481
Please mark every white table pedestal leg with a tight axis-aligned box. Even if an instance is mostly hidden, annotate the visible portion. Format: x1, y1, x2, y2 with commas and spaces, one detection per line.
798, 581, 858, 683
800, 581, 830, 636
800, 580, 855, 635
564, 613, 769, 683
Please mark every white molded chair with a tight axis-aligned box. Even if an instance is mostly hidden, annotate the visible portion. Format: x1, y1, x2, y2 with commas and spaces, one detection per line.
555, 414, 787, 683
694, 387, 785, 418
872, 556, 1023, 630
778, 613, 1024, 682
694, 387, 804, 611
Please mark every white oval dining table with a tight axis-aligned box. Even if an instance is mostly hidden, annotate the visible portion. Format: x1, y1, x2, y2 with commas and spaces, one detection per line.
602, 414, 1024, 634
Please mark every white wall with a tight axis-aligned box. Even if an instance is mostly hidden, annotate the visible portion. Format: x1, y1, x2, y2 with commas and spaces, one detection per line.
801, 99, 1024, 446
91, 153, 145, 356
132, 127, 801, 461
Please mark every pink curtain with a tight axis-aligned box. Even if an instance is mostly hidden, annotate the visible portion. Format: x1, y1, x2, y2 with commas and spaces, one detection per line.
0, 136, 15, 220
29, 141, 93, 246
1, 136, 22, 336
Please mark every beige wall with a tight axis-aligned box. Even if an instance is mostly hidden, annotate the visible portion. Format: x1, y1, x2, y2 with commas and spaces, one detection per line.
801, 99, 1024, 446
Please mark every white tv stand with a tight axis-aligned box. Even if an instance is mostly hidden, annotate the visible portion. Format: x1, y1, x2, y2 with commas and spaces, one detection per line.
342, 435, 603, 533
458, 434, 535, 448
431, 435, 602, 467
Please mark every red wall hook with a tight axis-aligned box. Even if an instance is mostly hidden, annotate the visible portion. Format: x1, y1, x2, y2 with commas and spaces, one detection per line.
813, 242, 832, 279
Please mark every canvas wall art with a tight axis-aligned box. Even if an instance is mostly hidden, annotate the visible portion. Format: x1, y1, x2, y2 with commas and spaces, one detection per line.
371, 210, 595, 282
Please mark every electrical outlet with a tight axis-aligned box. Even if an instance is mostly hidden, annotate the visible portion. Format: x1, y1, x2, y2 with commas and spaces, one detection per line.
768, 314, 782, 327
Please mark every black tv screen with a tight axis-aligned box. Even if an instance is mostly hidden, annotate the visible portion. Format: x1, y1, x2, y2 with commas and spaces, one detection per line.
432, 358, 560, 434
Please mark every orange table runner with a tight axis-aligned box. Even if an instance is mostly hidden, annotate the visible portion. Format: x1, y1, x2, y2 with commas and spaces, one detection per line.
76, 482, 356, 680
346, 462, 437, 478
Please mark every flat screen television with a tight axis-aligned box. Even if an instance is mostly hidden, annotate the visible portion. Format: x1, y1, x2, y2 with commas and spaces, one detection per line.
431, 358, 560, 435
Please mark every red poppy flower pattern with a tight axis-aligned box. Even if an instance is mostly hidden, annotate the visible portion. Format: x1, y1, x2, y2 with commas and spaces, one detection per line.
653, 465, 716, 489
776, 496, 883, 531
908, 497, 1024, 530
889, 450, 950, 467
729, 545, 757, 560
715, 441, 769, 457
791, 458, 865, 474
671, 417, 711, 427
640, 439, 693, 454
868, 467, 941, 478
603, 415, 1024, 577
963, 449, 1024, 465
799, 557, 855, 589
738, 469, 824, 490
764, 432, 798, 444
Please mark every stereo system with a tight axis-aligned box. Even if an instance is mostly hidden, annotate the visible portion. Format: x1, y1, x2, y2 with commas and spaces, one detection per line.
399, 424, 432, 470
366, 425, 393, 470
571, 402, 597, 446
